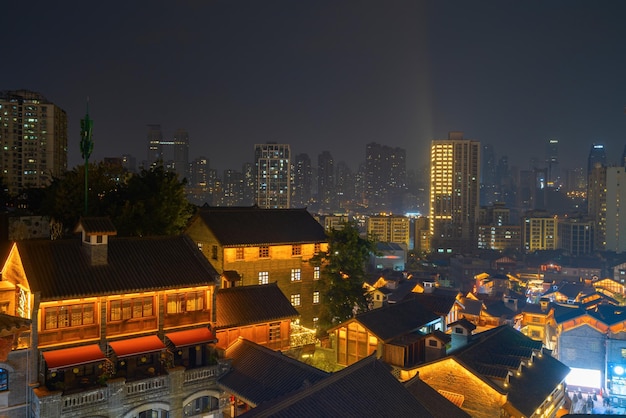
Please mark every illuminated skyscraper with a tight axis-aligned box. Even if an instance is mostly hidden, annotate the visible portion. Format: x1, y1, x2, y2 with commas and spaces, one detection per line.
546, 138, 559, 187
0, 90, 67, 195
429, 132, 480, 253
146, 124, 164, 166
254, 143, 291, 208
587, 143, 607, 175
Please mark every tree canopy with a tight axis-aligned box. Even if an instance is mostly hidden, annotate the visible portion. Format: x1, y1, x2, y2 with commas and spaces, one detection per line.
315, 221, 376, 335
114, 165, 195, 236
36, 162, 194, 236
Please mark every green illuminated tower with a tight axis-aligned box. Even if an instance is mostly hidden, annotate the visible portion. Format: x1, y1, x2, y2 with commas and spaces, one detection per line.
80, 101, 94, 214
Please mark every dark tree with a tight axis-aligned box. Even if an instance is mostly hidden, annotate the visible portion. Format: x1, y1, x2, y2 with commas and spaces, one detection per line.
38, 163, 193, 237
115, 165, 195, 236
40, 162, 124, 232
316, 221, 376, 335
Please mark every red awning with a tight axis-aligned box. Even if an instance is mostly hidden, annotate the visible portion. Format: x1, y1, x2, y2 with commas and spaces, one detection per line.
166, 327, 216, 347
109, 335, 166, 358
43, 344, 106, 371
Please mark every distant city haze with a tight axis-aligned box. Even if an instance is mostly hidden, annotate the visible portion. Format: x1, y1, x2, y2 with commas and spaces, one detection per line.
4, 1, 626, 173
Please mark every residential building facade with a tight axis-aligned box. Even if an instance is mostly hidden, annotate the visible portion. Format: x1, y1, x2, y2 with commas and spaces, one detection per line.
185, 206, 328, 329
606, 166, 626, 253
254, 143, 291, 209
429, 132, 480, 253
0, 217, 228, 418
0, 90, 67, 195
366, 215, 411, 250
522, 210, 558, 252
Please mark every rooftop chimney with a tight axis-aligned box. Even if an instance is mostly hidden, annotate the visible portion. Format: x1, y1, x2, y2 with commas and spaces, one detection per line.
74, 217, 117, 266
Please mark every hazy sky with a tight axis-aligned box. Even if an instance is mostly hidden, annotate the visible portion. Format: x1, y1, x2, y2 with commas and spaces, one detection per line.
4, 0, 626, 173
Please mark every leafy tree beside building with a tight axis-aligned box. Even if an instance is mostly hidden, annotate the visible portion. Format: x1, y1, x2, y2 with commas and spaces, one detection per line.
316, 221, 376, 335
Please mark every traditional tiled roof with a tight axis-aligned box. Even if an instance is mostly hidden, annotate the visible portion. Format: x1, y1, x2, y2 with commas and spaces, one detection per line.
591, 304, 626, 325
244, 355, 445, 417
386, 279, 423, 303
191, 206, 327, 246
448, 318, 476, 332
459, 297, 483, 316
404, 376, 471, 418
552, 304, 586, 324
16, 235, 219, 300
542, 282, 591, 299
449, 325, 568, 416
483, 300, 520, 319
431, 329, 452, 344
215, 283, 299, 329
221, 270, 241, 281
404, 292, 458, 316
339, 298, 440, 342
74, 217, 117, 235
522, 303, 551, 314
506, 350, 570, 416
218, 338, 329, 407
0, 313, 30, 338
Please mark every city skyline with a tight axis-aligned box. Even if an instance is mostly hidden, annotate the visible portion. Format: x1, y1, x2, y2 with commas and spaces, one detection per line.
4, 1, 626, 173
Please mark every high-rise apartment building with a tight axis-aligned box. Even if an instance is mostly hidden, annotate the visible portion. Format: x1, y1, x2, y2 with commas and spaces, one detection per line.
429, 132, 480, 253
605, 167, 626, 253
0, 90, 67, 195
317, 151, 334, 210
521, 210, 557, 252
557, 216, 594, 256
546, 139, 559, 187
588, 143, 607, 175
587, 144, 607, 251
364, 143, 407, 211
366, 215, 411, 250
222, 169, 244, 206
254, 143, 291, 208
477, 203, 520, 252
335, 161, 355, 209
172, 128, 190, 179
480, 143, 497, 206
146, 124, 164, 166
242, 162, 256, 206
145, 126, 189, 178
293, 153, 312, 208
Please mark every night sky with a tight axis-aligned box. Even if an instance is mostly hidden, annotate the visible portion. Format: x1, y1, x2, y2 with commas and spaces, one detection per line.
4, 1, 626, 173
